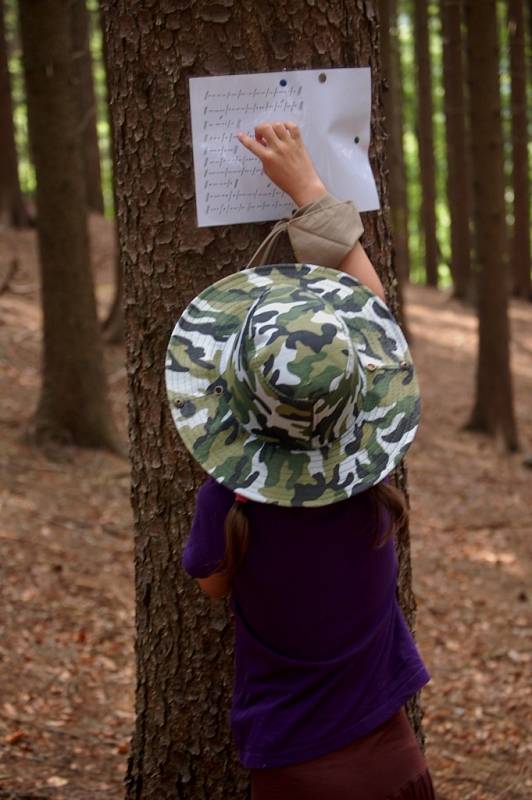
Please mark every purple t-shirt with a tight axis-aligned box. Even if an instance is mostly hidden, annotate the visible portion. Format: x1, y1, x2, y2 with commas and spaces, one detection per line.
183, 477, 430, 769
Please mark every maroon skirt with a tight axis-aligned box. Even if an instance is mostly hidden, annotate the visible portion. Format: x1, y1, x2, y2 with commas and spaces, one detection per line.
250, 708, 435, 800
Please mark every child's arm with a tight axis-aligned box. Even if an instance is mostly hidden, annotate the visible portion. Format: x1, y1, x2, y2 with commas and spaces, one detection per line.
236, 122, 386, 302
196, 574, 230, 599
339, 242, 386, 301
183, 482, 232, 600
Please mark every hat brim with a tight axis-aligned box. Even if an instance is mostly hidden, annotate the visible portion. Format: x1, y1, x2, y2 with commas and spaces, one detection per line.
165, 264, 420, 507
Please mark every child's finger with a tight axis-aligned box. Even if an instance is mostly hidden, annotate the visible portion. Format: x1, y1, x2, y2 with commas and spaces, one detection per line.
284, 121, 301, 140
254, 123, 279, 149
272, 122, 290, 142
236, 132, 267, 160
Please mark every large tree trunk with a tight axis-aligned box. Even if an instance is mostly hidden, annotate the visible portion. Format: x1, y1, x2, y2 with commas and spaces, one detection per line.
508, 0, 531, 300
71, 0, 104, 214
0, 0, 29, 228
101, 2, 426, 797
439, 0, 472, 301
413, 0, 439, 287
18, 0, 120, 451
464, 0, 518, 451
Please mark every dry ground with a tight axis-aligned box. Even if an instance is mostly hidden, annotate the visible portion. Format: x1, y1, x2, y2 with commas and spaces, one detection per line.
0, 217, 531, 799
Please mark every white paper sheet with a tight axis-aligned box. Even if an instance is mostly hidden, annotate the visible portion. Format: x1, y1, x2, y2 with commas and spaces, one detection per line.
189, 68, 380, 227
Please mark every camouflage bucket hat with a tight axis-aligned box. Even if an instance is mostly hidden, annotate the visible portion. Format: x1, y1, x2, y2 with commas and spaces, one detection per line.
165, 263, 420, 507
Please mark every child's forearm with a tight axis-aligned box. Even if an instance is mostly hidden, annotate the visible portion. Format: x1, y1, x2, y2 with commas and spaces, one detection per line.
339, 242, 386, 302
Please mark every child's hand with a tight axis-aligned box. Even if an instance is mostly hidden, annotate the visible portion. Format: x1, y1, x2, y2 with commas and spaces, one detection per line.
236, 122, 327, 207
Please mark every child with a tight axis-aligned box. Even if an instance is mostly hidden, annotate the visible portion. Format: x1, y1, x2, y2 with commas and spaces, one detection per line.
165, 122, 434, 799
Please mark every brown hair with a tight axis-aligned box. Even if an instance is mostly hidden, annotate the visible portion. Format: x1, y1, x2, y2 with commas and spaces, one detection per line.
216, 501, 251, 582
216, 481, 409, 583
367, 480, 409, 548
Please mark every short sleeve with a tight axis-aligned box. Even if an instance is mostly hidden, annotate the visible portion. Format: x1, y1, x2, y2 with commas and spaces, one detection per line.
182, 479, 234, 578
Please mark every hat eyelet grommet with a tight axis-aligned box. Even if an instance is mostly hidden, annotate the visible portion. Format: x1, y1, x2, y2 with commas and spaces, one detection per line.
213, 385, 224, 396
174, 399, 185, 409
366, 363, 377, 372
400, 360, 409, 369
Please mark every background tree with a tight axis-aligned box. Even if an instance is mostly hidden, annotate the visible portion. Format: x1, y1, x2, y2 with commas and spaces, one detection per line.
100, 8, 124, 343
19, 0, 119, 450
412, 0, 439, 287
378, 0, 410, 340
439, 0, 472, 301
101, 1, 427, 797
71, 0, 104, 214
379, 0, 411, 286
507, 0, 531, 300
0, 0, 28, 227
464, 0, 518, 450
101, 207, 125, 343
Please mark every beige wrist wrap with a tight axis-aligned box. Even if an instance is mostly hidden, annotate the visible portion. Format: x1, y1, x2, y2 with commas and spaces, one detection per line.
246, 192, 364, 269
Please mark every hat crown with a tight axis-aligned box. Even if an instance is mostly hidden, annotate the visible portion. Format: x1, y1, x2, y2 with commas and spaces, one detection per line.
226, 286, 360, 449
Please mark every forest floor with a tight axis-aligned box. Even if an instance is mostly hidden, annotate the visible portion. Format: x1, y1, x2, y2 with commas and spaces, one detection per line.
0, 216, 531, 800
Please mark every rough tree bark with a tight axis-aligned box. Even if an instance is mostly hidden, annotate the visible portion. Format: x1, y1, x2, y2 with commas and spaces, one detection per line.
464, 0, 518, 450
18, 0, 120, 450
413, 0, 439, 287
101, 1, 426, 797
508, 0, 531, 300
71, 0, 105, 214
0, 0, 29, 227
439, 0, 472, 301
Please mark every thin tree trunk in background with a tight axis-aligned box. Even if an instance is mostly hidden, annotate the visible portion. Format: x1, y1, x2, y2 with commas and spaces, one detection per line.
440, 0, 472, 300
529, 4, 532, 81
99, 4, 124, 343
379, 0, 411, 287
377, 0, 410, 340
413, 0, 439, 287
508, 0, 531, 299
71, 0, 104, 214
101, 1, 425, 797
0, 0, 29, 227
19, 0, 120, 451
464, 0, 518, 451
390, 0, 411, 286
